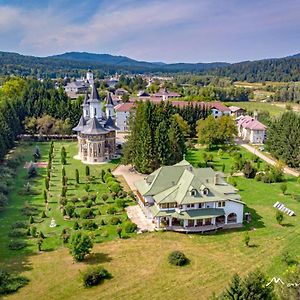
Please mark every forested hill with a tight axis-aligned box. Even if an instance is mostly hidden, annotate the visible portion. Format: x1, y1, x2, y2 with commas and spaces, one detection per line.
0, 51, 228, 77
1, 50, 300, 81
208, 56, 300, 82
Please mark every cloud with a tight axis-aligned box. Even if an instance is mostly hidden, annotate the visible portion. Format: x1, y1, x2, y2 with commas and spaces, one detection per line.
0, 0, 300, 62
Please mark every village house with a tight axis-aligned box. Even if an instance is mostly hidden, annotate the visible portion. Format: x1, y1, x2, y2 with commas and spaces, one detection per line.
153, 88, 181, 101
134, 159, 244, 232
210, 102, 231, 118
237, 115, 266, 144
229, 106, 246, 118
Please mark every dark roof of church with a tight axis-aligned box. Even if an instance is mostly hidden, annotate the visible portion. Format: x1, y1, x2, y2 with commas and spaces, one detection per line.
105, 116, 118, 130
72, 115, 86, 132
88, 83, 100, 103
106, 92, 114, 105
81, 117, 107, 134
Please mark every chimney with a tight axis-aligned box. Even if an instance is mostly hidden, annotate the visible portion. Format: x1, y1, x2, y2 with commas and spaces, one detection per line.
214, 173, 220, 185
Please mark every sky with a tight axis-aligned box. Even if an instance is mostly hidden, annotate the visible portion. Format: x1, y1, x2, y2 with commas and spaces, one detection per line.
0, 0, 300, 63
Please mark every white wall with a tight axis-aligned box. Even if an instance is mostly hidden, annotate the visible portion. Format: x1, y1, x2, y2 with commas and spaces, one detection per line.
223, 200, 244, 223
116, 111, 130, 131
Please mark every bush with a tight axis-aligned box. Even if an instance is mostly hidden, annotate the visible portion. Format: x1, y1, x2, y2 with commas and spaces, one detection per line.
59, 197, 68, 206
71, 197, 79, 205
8, 240, 27, 250
276, 210, 284, 225
65, 204, 75, 218
73, 221, 80, 230
168, 251, 188, 266
85, 200, 93, 208
117, 190, 127, 198
110, 217, 121, 225
82, 220, 98, 230
9, 229, 27, 238
116, 199, 127, 209
61, 228, 70, 243
106, 206, 117, 215
69, 231, 93, 262
90, 194, 97, 202
11, 221, 28, 229
81, 195, 89, 203
101, 193, 109, 202
81, 266, 111, 287
0, 269, 29, 295
104, 173, 113, 182
80, 208, 95, 219
124, 221, 137, 233
110, 183, 121, 194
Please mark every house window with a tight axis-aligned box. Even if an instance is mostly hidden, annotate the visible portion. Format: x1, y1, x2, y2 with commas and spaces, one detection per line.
190, 189, 197, 196
218, 201, 226, 207
94, 108, 97, 116
203, 188, 209, 195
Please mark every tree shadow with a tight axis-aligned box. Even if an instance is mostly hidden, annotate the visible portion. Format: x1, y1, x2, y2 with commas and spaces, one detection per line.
85, 252, 112, 265
282, 223, 294, 227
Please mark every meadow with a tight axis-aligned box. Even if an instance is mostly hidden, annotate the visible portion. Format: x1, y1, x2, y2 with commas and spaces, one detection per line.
1, 142, 300, 300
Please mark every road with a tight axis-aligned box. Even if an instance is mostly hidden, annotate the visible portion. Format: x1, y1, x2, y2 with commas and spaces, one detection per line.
238, 142, 300, 177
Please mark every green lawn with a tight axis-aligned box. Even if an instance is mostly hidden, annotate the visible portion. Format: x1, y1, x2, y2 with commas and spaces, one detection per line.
0, 141, 135, 262
226, 101, 287, 116
1, 143, 300, 299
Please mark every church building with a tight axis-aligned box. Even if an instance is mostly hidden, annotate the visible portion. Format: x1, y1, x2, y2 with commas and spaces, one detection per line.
73, 83, 117, 163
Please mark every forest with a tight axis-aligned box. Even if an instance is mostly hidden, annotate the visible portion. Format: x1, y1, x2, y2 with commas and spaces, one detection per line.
0, 77, 81, 160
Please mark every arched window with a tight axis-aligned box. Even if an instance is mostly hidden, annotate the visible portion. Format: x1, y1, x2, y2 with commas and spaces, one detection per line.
203, 188, 209, 195
190, 189, 197, 196
227, 213, 237, 223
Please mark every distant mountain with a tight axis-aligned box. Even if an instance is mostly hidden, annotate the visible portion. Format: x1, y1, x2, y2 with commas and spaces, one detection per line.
1, 50, 300, 81
49, 51, 229, 71
287, 53, 300, 59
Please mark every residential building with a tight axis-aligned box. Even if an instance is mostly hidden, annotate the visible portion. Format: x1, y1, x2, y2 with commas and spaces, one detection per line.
134, 159, 244, 232
153, 88, 181, 101
210, 102, 231, 118
237, 115, 266, 144
229, 106, 246, 117
114, 102, 135, 131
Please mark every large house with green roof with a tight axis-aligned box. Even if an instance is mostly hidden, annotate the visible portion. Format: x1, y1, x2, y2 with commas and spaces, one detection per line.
134, 159, 244, 232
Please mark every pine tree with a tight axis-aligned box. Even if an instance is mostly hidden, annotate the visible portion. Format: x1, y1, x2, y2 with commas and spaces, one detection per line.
155, 120, 171, 166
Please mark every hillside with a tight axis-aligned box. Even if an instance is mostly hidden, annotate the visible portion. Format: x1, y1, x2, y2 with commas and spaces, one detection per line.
1, 50, 300, 81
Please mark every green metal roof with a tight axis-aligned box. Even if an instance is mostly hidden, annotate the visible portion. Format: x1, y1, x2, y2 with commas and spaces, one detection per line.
172, 208, 225, 220
149, 205, 175, 217
134, 159, 243, 207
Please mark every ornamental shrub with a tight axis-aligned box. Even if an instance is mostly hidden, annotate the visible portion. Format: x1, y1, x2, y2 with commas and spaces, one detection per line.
80, 208, 95, 219
0, 269, 29, 295
81, 266, 111, 287
124, 221, 137, 233
168, 251, 188, 266
82, 220, 98, 231
110, 217, 121, 225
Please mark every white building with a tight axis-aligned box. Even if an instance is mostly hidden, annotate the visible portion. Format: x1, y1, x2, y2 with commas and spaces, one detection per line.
237, 115, 266, 144
134, 160, 244, 232
114, 102, 135, 132
210, 102, 232, 118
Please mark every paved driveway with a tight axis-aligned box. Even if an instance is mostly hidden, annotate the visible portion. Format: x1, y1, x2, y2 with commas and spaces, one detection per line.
113, 164, 146, 191
126, 205, 156, 233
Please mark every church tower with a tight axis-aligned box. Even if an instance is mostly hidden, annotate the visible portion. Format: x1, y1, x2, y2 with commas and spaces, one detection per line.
88, 83, 103, 119
105, 92, 115, 119
86, 69, 94, 86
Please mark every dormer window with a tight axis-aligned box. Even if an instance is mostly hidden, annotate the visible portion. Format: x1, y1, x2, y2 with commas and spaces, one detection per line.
190, 189, 197, 196
203, 188, 209, 195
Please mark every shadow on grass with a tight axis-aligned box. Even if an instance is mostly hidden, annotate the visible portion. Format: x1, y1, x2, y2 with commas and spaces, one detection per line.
85, 252, 112, 264
248, 244, 259, 248
282, 223, 294, 227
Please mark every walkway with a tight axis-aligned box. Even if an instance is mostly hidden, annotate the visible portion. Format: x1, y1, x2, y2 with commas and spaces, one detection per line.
112, 164, 146, 191
126, 205, 156, 233
238, 141, 300, 177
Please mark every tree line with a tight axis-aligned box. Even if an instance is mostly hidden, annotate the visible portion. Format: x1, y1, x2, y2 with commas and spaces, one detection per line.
0, 77, 81, 160
266, 111, 300, 168
123, 101, 209, 173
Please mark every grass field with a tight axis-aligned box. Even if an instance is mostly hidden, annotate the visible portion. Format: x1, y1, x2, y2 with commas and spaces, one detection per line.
2, 143, 300, 299
227, 101, 288, 116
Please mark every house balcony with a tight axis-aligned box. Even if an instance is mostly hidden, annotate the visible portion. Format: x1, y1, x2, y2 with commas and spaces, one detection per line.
165, 224, 222, 233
